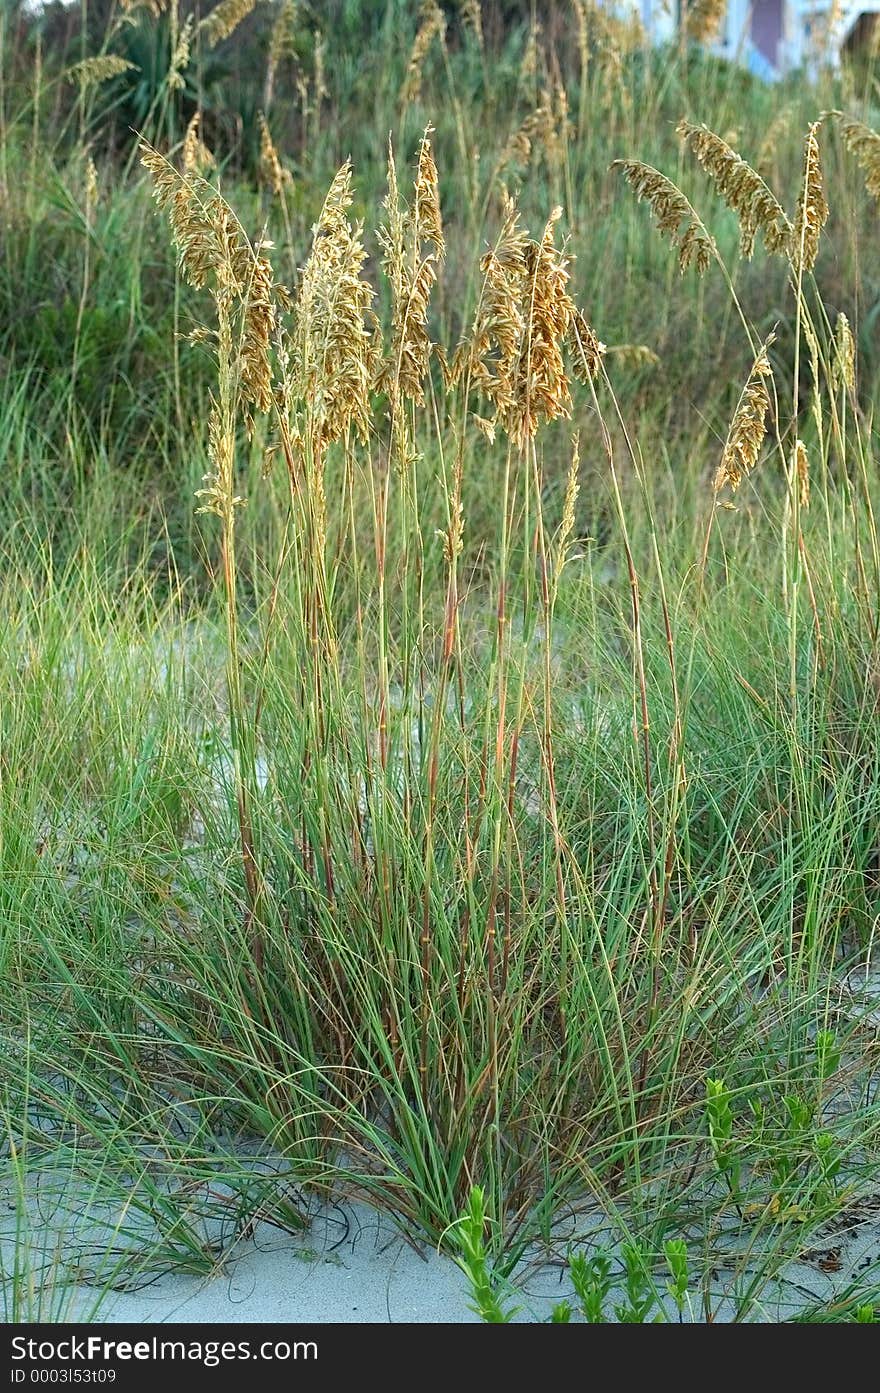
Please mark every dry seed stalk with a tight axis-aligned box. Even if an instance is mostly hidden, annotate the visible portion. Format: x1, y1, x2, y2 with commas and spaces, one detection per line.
792, 439, 810, 509
140, 145, 235, 292
258, 112, 291, 195
683, 0, 726, 43
756, 104, 794, 179
555, 432, 581, 584
265, 0, 298, 109
606, 343, 659, 368
677, 121, 792, 259
567, 308, 606, 383
449, 193, 529, 411
140, 143, 281, 429
167, 15, 194, 91
572, 0, 590, 69
378, 130, 445, 468
314, 32, 328, 104
834, 312, 856, 391
498, 93, 556, 173
834, 113, 880, 202
572, 0, 643, 101
85, 158, 98, 226
520, 19, 540, 81
613, 160, 715, 274
401, 0, 447, 105
141, 138, 272, 973
378, 130, 444, 432
714, 337, 774, 495
182, 113, 215, 177
440, 457, 465, 564
201, 0, 261, 48
67, 55, 137, 88
455, 197, 577, 444
508, 207, 574, 443
292, 160, 375, 450
792, 121, 828, 275
459, 0, 485, 51
573, 1, 644, 54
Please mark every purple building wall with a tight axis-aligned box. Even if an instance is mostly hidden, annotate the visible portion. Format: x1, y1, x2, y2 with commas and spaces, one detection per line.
752, 0, 785, 66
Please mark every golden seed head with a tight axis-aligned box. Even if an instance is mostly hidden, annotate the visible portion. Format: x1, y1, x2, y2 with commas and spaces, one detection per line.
140, 141, 280, 427
613, 159, 715, 275
570, 1, 643, 100
201, 0, 261, 48
499, 94, 554, 174
677, 121, 792, 260
292, 159, 376, 449
85, 158, 98, 225
167, 15, 194, 91
453, 192, 526, 412
558, 433, 581, 563
265, 0, 298, 108
792, 121, 828, 275
196, 403, 244, 520
472, 414, 497, 442
239, 246, 278, 417
440, 456, 465, 563
401, 0, 447, 106
833, 312, 856, 391
377, 130, 444, 416
414, 129, 445, 260
756, 104, 794, 180
572, 0, 589, 66
714, 337, 774, 495
258, 113, 291, 196
567, 309, 606, 384
461, 202, 575, 446
835, 113, 880, 203
793, 439, 810, 509
520, 19, 541, 81
314, 31, 328, 104
182, 113, 215, 177
509, 207, 575, 443
67, 55, 137, 88
605, 343, 659, 369
458, 0, 485, 51
683, 0, 727, 43
269, 0, 299, 63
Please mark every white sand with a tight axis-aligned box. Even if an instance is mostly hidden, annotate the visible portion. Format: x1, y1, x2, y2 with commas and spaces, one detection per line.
93, 1205, 482, 1324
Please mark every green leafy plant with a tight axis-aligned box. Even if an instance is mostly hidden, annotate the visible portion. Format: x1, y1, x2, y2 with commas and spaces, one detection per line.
614, 1243, 660, 1324
452, 1188, 518, 1324
664, 1239, 690, 1321
569, 1248, 615, 1324
706, 1078, 742, 1202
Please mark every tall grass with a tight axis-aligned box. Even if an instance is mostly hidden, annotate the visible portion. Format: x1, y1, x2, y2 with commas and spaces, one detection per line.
3, 0, 880, 1318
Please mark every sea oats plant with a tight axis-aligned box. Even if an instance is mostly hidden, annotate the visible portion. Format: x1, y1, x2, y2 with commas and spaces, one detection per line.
141, 140, 288, 968
126, 68, 880, 1264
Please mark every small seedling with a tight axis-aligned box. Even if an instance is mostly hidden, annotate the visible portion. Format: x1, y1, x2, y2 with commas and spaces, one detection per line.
664, 1238, 689, 1320
452, 1187, 518, 1323
784, 1093, 814, 1135
815, 1030, 840, 1083
614, 1242, 659, 1324
814, 1131, 842, 1197
569, 1248, 614, 1323
706, 1077, 741, 1200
